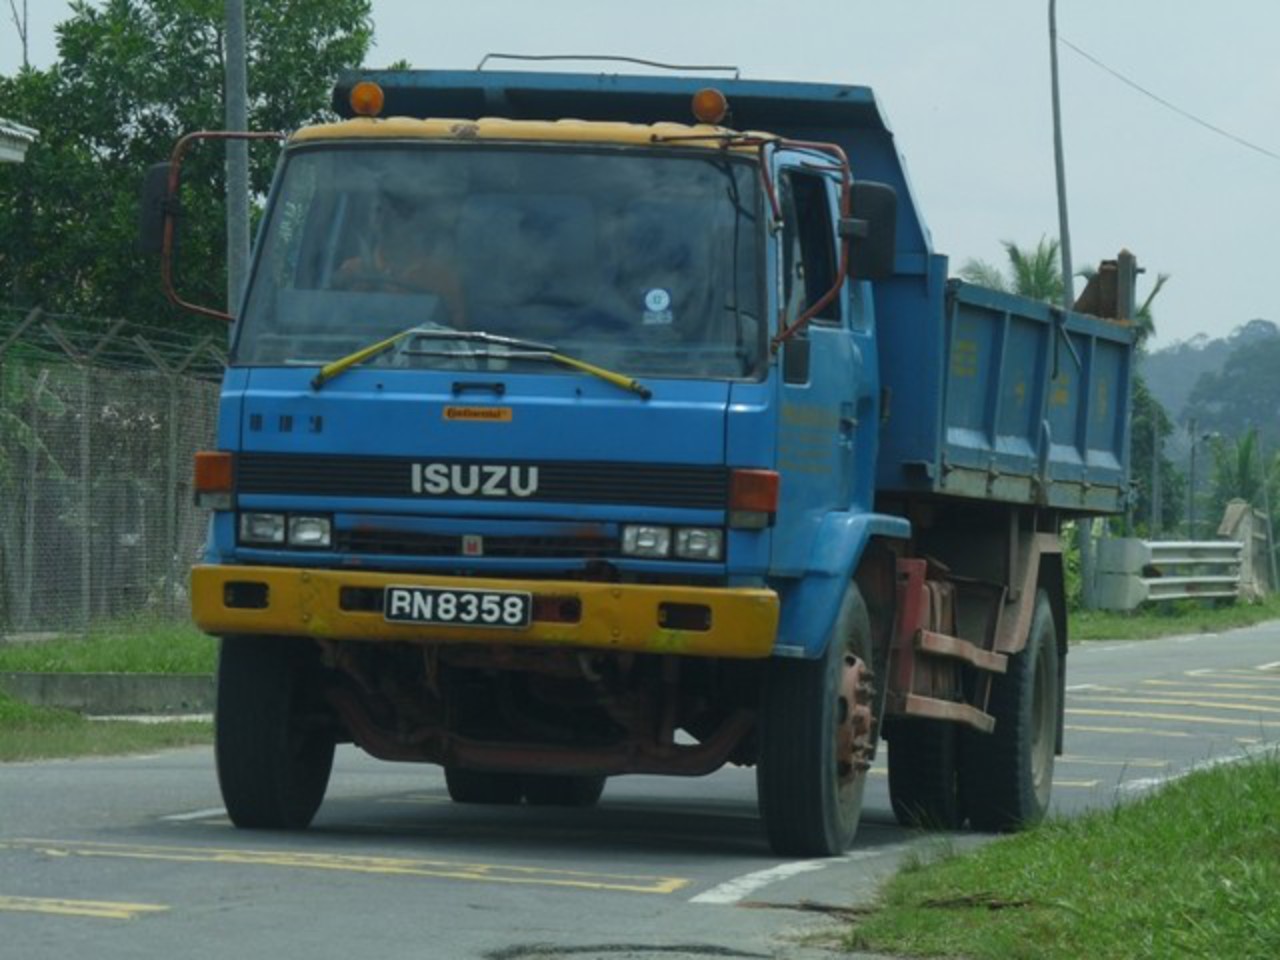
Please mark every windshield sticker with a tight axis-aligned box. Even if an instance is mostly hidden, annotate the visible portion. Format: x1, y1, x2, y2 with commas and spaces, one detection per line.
642, 288, 674, 326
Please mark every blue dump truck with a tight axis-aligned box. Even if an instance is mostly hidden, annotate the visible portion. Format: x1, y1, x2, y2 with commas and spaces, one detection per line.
143, 70, 1134, 856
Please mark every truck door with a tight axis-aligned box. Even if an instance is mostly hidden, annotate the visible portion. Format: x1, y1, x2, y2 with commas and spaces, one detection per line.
772, 168, 863, 575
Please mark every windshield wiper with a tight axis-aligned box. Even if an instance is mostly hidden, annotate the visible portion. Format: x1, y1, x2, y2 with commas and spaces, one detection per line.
311, 327, 651, 399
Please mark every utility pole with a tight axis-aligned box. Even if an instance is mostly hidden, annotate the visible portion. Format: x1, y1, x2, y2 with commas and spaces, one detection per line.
1187, 418, 1198, 539
1151, 415, 1162, 536
225, 0, 250, 316
1049, 0, 1092, 605
7, 0, 28, 69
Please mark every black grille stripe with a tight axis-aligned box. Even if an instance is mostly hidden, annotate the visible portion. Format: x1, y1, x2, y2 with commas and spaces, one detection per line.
237, 453, 729, 509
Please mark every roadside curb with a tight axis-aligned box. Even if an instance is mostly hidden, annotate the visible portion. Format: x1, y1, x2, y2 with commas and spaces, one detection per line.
0, 672, 214, 716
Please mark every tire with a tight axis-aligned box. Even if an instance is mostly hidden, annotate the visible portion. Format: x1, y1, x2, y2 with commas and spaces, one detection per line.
757, 584, 876, 857
961, 589, 1059, 832
522, 774, 607, 807
443, 767, 523, 804
887, 718, 963, 830
215, 637, 335, 830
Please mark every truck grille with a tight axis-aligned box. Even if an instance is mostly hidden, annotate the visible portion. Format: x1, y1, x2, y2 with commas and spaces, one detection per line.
334, 529, 618, 559
237, 453, 729, 509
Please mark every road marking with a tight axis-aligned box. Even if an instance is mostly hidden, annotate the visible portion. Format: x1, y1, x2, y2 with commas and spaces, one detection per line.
1058, 755, 1168, 769
1065, 683, 1124, 692
1187, 669, 1280, 682
690, 845, 907, 905
160, 807, 227, 822
1069, 695, 1280, 715
1067, 708, 1278, 729
12, 839, 688, 895
1142, 680, 1280, 698
0, 895, 168, 921
1066, 723, 1192, 739
1117, 743, 1277, 796
1258, 661, 1280, 672
1051, 779, 1100, 788
690, 860, 830, 904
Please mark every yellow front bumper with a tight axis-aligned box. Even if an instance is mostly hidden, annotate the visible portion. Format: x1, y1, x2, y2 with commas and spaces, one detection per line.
191, 565, 779, 659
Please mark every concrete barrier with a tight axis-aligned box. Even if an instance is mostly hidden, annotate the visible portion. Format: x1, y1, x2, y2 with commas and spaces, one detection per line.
0, 673, 214, 716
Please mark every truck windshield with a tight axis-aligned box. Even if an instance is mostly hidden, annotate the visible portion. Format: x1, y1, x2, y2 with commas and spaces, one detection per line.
234, 143, 764, 380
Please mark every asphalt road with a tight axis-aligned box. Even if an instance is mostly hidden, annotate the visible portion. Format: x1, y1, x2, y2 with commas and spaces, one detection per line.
3, 621, 1279, 959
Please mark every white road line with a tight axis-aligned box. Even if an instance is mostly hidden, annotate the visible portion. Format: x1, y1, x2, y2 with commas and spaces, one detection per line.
1259, 661, 1280, 672
1118, 743, 1277, 797
691, 848, 892, 905
160, 807, 227, 822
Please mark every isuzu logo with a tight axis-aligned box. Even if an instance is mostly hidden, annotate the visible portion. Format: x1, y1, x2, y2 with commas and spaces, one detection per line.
410, 463, 540, 498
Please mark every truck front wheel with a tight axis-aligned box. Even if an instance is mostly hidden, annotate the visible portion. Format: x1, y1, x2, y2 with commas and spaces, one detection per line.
757, 584, 877, 857
215, 637, 336, 829
961, 589, 1059, 831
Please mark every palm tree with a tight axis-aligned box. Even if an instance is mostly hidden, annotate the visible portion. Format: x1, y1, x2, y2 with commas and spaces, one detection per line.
959, 236, 1064, 304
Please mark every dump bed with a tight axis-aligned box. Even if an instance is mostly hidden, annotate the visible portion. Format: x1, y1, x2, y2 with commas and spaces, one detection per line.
333, 69, 1134, 513
877, 278, 1134, 513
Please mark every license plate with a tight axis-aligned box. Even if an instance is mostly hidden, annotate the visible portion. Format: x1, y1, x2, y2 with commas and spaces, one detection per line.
384, 586, 532, 628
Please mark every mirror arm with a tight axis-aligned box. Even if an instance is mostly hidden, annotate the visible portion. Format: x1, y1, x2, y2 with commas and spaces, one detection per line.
160, 130, 286, 324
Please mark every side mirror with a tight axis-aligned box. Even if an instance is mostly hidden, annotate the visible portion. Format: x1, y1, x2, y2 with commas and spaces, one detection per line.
139, 162, 176, 255
844, 181, 897, 281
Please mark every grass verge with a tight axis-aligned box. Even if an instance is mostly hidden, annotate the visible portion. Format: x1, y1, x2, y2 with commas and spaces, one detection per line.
0, 617, 215, 674
848, 755, 1280, 959
0, 690, 211, 762
1072, 594, 1280, 642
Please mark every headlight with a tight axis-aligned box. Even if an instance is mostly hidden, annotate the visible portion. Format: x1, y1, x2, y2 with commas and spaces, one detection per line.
239, 512, 285, 545
621, 525, 671, 558
674, 527, 723, 561
288, 515, 332, 548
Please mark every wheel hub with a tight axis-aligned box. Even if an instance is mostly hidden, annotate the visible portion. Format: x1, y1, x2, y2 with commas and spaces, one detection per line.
836, 654, 876, 783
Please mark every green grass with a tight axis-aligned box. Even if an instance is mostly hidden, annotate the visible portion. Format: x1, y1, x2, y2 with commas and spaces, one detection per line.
0, 617, 216, 674
0, 690, 211, 762
1072, 594, 1280, 642
848, 756, 1280, 960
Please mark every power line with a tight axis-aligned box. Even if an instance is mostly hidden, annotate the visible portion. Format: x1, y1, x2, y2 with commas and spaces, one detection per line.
1059, 35, 1280, 164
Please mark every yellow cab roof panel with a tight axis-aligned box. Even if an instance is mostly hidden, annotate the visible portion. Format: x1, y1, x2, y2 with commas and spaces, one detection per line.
290, 116, 768, 152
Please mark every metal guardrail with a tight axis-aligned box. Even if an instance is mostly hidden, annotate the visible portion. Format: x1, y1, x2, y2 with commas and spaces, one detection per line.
1095, 539, 1244, 611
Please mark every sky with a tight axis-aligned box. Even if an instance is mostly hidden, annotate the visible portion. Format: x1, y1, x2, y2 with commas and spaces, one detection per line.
3, 0, 1278, 349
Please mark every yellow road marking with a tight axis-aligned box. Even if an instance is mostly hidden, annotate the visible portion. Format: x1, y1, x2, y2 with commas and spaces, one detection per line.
1065, 723, 1191, 738
1067, 708, 1278, 728
1070, 695, 1280, 715
1141, 680, 1280, 699
11, 839, 687, 895
0, 895, 168, 921
1058, 755, 1168, 769
1186, 669, 1280, 682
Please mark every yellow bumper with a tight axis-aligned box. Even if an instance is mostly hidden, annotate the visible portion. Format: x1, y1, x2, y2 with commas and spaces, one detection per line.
191, 565, 779, 659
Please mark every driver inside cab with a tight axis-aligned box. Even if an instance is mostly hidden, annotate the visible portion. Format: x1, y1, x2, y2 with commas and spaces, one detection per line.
333, 185, 468, 328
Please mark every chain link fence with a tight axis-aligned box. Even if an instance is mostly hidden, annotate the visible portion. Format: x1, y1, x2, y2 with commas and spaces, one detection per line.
0, 305, 226, 636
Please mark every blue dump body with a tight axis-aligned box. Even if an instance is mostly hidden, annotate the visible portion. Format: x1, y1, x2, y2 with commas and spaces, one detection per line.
334, 70, 1134, 514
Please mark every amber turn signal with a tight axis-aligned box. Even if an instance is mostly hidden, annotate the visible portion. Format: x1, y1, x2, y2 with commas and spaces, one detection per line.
193, 450, 234, 509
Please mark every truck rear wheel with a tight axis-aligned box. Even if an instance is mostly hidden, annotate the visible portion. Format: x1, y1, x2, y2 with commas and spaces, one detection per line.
522, 774, 607, 807
443, 767, 523, 804
961, 589, 1058, 831
757, 584, 876, 857
887, 718, 963, 829
215, 637, 335, 829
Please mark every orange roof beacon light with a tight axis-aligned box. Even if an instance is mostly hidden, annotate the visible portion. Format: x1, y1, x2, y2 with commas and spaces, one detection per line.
691, 87, 729, 126
350, 80, 386, 118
